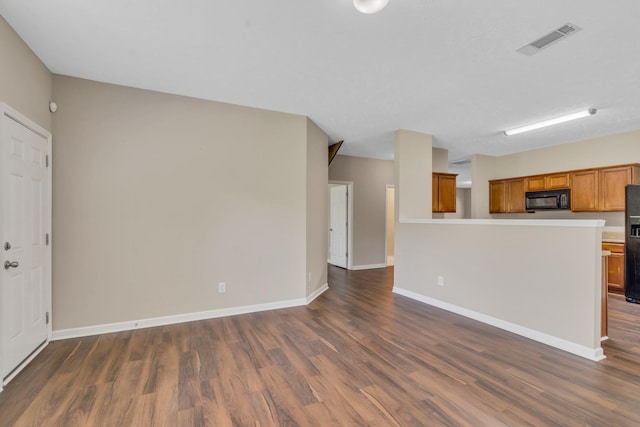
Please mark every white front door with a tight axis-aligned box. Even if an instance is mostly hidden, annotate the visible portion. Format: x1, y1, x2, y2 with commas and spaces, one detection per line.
1, 106, 51, 384
329, 185, 348, 268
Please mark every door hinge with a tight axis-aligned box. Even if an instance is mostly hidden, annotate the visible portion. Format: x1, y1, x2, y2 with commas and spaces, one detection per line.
46, 312, 49, 325
46, 154, 49, 168
46, 233, 49, 246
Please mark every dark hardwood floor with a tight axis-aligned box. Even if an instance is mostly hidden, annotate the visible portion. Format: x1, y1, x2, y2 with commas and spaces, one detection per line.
2, 265, 640, 426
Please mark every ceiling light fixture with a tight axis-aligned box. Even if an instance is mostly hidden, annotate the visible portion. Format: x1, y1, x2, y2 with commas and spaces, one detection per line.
353, 0, 389, 14
504, 108, 597, 136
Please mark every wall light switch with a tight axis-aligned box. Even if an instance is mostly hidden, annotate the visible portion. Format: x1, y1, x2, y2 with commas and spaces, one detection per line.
218, 282, 226, 293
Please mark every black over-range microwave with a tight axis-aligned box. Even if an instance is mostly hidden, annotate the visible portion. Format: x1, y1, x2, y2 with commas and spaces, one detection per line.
525, 189, 570, 210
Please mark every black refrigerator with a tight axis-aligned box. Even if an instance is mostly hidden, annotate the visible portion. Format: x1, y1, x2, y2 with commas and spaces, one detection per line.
626, 184, 640, 303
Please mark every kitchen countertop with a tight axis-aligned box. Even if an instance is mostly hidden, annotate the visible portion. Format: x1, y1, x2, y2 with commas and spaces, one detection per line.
602, 227, 624, 243
602, 237, 625, 243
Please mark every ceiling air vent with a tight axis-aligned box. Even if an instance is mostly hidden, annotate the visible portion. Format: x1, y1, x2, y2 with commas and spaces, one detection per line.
517, 23, 582, 56
449, 159, 471, 166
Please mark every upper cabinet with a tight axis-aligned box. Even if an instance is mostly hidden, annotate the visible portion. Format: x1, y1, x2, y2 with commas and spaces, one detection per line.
489, 181, 505, 213
489, 178, 525, 213
545, 173, 571, 190
570, 169, 599, 212
600, 166, 638, 211
490, 164, 640, 214
571, 165, 640, 212
432, 172, 457, 213
525, 173, 569, 192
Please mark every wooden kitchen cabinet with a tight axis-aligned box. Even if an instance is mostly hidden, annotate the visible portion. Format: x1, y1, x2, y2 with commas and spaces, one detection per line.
525, 176, 546, 192
432, 172, 457, 213
491, 164, 640, 214
545, 173, 570, 189
489, 181, 505, 213
525, 173, 569, 192
599, 165, 640, 211
489, 178, 525, 213
571, 169, 599, 211
572, 165, 640, 212
602, 242, 625, 294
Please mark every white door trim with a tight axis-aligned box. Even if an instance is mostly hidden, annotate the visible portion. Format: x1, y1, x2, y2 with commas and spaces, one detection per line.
0, 103, 52, 393
328, 181, 353, 270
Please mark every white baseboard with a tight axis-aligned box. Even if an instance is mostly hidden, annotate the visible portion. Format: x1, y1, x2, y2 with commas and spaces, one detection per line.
307, 283, 329, 304
52, 297, 308, 341
351, 263, 388, 271
393, 287, 605, 362
2, 339, 49, 391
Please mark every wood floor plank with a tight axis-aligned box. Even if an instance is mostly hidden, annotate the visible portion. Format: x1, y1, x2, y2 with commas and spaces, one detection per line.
2, 265, 640, 426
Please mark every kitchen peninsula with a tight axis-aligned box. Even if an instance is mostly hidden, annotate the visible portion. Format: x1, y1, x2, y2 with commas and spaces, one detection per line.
393, 218, 605, 361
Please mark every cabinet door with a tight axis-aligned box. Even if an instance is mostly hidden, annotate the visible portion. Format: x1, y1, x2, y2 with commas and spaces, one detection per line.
600, 166, 631, 211
545, 173, 570, 189
603, 242, 625, 294
438, 175, 457, 212
607, 253, 625, 294
571, 170, 599, 211
489, 181, 506, 213
506, 179, 526, 212
525, 176, 545, 192
432, 175, 439, 212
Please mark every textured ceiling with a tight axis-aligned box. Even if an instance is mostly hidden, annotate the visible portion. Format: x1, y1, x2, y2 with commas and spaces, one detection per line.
2, 0, 640, 186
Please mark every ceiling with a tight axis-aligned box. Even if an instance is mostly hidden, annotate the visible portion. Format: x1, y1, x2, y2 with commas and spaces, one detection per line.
2, 1, 640, 186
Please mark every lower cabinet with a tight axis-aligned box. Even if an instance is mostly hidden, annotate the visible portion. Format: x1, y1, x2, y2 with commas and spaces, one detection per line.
602, 242, 624, 294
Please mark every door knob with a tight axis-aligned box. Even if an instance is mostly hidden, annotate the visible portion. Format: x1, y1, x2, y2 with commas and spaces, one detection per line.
4, 261, 18, 270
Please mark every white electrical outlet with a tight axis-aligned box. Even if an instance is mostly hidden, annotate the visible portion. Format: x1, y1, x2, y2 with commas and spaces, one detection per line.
437, 276, 444, 286
218, 282, 226, 293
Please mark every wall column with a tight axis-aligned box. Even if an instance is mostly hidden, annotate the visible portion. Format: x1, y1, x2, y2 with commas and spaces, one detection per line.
394, 129, 433, 219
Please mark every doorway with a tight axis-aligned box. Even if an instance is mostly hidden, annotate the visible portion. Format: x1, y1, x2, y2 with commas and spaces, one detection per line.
0, 104, 52, 391
386, 186, 395, 266
328, 182, 352, 269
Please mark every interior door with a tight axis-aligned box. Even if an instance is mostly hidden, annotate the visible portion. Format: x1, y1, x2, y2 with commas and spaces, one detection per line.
329, 185, 348, 268
1, 108, 50, 383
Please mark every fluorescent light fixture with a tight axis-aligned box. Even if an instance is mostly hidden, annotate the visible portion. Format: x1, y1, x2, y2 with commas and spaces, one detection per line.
504, 108, 597, 136
353, 0, 389, 14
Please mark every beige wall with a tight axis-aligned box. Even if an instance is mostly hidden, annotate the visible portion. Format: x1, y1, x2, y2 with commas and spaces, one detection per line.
470, 154, 496, 219
491, 129, 640, 179
394, 130, 433, 219
394, 220, 603, 358
432, 147, 448, 173
462, 188, 471, 219
329, 155, 394, 267
471, 129, 640, 223
306, 118, 329, 295
51, 75, 324, 330
0, 16, 52, 131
